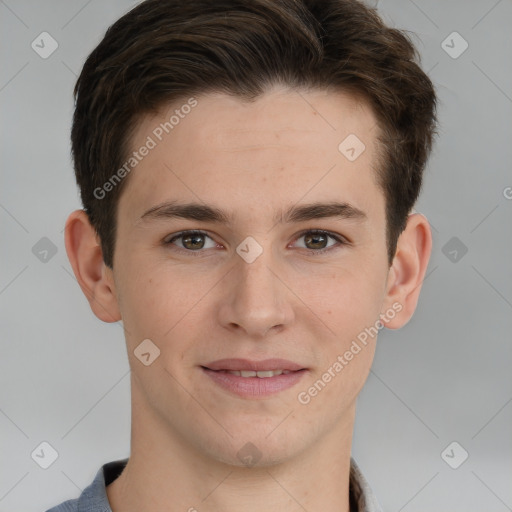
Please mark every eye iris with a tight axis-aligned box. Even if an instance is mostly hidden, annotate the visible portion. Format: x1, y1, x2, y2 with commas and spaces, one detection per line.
183, 233, 205, 250
175, 232, 333, 251
305, 232, 327, 249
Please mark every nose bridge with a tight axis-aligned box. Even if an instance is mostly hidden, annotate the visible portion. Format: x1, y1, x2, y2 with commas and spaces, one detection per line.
239, 245, 278, 297
236, 238, 282, 307
219, 237, 293, 336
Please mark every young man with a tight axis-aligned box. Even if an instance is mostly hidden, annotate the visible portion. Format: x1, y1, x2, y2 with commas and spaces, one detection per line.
49, 0, 437, 510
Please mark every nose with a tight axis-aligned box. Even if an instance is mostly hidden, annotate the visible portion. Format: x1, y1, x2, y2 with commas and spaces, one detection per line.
217, 246, 295, 339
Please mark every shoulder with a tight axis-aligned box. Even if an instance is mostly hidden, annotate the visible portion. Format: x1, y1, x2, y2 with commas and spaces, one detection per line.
45, 498, 79, 512
44, 458, 128, 512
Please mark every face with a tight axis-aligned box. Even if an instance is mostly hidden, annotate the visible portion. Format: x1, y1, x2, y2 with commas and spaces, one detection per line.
110, 87, 394, 465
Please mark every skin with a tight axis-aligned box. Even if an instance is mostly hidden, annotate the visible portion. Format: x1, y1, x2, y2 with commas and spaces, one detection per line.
65, 87, 431, 512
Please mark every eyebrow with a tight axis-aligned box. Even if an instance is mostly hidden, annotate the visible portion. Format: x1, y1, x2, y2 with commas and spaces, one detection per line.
138, 200, 367, 225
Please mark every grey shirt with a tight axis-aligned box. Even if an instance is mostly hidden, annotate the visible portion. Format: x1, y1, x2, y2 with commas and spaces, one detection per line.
46, 457, 383, 512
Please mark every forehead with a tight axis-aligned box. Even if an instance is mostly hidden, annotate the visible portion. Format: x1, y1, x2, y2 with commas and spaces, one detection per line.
167, 88, 376, 152
119, 87, 384, 225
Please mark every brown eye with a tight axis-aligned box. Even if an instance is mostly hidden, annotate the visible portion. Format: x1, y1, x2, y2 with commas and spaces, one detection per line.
304, 232, 329, 250
182, 233, 206, 250
165, 230, 217, 252
293, 230, 345, 254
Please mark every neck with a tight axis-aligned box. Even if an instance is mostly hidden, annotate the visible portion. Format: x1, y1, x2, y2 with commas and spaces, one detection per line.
107, 383, 356, 512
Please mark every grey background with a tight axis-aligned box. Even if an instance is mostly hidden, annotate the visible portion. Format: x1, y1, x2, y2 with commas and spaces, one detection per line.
1, 0, 511, 511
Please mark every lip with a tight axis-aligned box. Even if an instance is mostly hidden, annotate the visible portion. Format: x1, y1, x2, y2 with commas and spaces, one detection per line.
201, 359, 307, 399
203, 358, 305, 372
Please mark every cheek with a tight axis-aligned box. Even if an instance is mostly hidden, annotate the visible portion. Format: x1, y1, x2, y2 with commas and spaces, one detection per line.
297, 262, 385, 336
113, 263, 169, 346
294, 271, 381, 412
117, 260, 219, 353
297, 263, 383, 379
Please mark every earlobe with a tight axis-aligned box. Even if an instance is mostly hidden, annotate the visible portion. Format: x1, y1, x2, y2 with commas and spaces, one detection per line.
64, 210, 121, 323
381, 213, 432, 330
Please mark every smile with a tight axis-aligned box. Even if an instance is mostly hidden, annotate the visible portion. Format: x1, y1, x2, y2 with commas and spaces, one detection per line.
218, 369, 293, 378
201, 359, 307, 399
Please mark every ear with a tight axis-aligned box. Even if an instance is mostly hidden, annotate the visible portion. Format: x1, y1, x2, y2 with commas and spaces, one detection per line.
380, 212, 432, 329
64, 210, 121, 323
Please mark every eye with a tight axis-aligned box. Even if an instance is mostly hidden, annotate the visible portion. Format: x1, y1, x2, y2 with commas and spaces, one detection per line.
292, 229, 347, 254
163, 229, 347, 256
164, 230, 218, 252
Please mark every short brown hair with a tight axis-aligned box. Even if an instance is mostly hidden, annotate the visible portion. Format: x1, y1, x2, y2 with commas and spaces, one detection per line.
72, 0, 437, 268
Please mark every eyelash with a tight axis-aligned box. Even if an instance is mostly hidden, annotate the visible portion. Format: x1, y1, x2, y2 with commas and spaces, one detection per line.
163, 229, 348, 256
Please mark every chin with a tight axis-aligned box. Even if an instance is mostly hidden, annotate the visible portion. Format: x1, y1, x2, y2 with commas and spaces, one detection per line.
201, 428, 304, 469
